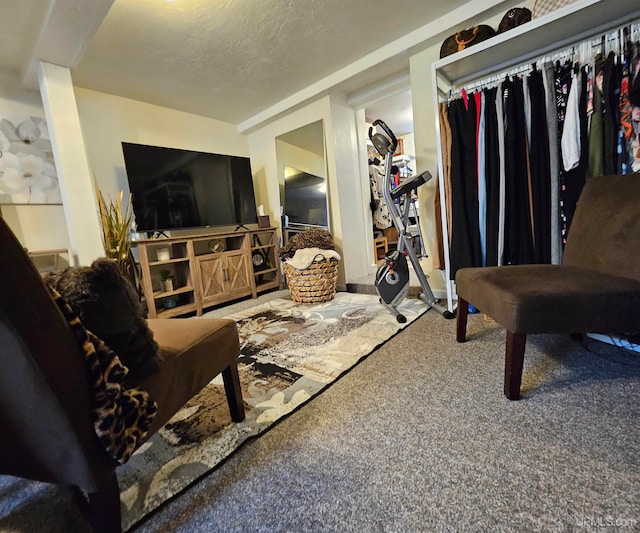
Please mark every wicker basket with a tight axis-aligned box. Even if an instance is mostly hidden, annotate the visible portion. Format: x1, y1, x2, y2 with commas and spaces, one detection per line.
283, 257, 338, 304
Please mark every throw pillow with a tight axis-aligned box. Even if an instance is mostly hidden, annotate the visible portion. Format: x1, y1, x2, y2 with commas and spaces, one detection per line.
279, 227, 336, 260
45, 258, 161, 385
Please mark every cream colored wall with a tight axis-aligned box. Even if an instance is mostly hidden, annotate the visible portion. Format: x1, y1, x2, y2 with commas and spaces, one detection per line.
74, 88, 250, 212
0, 69, 70, 253
247, 97, 332, 226
328, 93, 371, 282
276, 141, 325, 180
1, 0, 531, 277
248, 95, 370, 284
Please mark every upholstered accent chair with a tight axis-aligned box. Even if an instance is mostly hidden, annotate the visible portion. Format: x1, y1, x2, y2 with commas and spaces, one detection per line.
0, 217, 245, 532
456, 174, 640, 400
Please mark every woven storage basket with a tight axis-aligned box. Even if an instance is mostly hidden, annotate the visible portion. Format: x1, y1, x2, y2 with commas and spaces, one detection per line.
283, 256, 338, 304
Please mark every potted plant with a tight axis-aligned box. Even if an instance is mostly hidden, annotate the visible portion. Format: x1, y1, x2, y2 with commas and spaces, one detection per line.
96, 182, 139, 292
160, 270, 174, 293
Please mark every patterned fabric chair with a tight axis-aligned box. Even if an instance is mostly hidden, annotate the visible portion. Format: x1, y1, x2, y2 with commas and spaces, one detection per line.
0, 217, 244, 532
456, 175, 640, 400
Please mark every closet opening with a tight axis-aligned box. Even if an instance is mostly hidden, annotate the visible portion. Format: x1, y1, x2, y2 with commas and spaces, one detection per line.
357, 87, 423, 270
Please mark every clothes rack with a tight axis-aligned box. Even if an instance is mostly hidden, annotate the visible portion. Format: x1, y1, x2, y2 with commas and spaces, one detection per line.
431, 0, 640, 312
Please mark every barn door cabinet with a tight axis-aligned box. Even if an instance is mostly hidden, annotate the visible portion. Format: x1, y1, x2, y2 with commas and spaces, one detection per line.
137, 227, 281, 318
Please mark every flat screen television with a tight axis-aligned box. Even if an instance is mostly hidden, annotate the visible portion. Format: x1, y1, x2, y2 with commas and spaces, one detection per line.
121, 142, 258, 233
284, 168, 328, 227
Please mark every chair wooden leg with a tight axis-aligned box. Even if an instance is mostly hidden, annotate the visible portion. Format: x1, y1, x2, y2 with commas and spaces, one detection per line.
456, 297, 469, 342
222, 363, 245, 422
88, 471, 121, 533
504, 331, 526, 401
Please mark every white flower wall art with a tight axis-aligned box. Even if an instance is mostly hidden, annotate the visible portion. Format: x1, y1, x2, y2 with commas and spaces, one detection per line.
0, 116, 61, 204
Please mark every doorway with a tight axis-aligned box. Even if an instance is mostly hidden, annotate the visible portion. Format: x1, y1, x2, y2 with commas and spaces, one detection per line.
362, 88, 423, 263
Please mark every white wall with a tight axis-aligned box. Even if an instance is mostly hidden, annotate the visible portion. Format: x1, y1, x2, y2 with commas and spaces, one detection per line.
248, 95, 370, 285
276, 141, 325, 180
74, 88, 250, 211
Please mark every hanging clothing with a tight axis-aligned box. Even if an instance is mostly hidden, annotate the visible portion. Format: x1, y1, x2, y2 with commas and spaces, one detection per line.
437, 22, 640, 292
631, 52, 640, 173
602, 51, 621, 175
563, 66, 589, 232
543, 61, 562, 264
484, 86, 501, 267
561, 68, 582, 172
503, 77, 534, 265
528, 67, 552, 264
620, 42, 633, 174
370, 163, 392, 230
476, 91, 487, 266
495, 83, 507, 266
434, 102, 452, 270
448, 96, 481, 279
555, 60, 572, 248
588, 56, 605, 178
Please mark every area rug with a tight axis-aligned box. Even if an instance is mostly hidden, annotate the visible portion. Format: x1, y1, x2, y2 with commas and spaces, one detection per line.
118, 292, 427, 530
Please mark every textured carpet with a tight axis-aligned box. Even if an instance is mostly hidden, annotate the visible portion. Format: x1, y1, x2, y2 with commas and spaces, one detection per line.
119, 292, 426, 530
1, 295, 639, 532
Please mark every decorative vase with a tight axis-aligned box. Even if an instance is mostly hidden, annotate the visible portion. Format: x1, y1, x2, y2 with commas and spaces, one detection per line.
163, 279, 174, 292
157, 248, 171, 261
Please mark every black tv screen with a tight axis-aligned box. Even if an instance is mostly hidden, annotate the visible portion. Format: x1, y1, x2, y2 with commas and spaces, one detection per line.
284, 169, 328, 227
121, 142, 258, 233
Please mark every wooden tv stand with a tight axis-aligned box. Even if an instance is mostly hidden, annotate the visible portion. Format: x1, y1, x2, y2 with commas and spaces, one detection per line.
136, 227, 281, 318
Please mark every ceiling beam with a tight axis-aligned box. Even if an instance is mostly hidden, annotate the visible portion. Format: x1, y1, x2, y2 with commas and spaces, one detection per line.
20, 0, 114, 90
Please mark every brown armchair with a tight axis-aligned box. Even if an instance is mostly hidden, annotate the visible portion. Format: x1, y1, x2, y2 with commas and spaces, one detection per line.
0, 217, 245, 532
456, 174, 640, 400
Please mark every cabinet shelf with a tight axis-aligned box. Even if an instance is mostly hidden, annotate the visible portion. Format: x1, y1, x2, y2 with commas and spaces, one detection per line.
149, 257, 190, 267
156, 303, 198, 319
136, 227, 282, 317
153, 286, 195, 300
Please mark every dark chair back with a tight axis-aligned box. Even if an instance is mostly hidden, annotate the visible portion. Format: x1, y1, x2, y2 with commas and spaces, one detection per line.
0, 217, 113, 490
563, 175, 640, 281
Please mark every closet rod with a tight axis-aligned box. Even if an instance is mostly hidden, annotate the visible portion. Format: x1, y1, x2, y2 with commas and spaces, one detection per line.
450, 13, 640, 90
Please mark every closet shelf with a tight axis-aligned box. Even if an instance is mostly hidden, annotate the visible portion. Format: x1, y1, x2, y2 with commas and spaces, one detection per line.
392, 154, 412, 165
431, 0, 640, 313
434, 0, 640, 87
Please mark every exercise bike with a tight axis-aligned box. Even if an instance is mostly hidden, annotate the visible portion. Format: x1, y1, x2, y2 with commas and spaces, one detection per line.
369, 119, 454, 322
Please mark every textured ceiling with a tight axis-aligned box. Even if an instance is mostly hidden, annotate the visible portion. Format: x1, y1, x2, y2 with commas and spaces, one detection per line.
0, 0, 481, 129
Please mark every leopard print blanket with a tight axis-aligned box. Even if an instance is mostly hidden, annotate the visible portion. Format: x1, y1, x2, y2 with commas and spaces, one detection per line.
50, 287, 158, 464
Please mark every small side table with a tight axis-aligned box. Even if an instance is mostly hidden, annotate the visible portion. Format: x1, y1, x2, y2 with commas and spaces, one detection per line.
373, 236, 388, 262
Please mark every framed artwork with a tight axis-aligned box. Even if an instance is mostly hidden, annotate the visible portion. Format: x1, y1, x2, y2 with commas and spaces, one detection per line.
0, 115, 61, 204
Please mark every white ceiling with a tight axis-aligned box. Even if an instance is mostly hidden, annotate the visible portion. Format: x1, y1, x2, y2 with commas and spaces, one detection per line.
0, 0, 480, 132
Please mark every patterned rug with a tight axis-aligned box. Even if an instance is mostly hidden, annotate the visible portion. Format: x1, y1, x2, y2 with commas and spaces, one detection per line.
118, 292, 427, 530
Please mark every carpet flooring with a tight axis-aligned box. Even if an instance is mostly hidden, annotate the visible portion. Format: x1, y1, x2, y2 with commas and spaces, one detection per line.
118, 292, 426, 530
1, 293, 639, 532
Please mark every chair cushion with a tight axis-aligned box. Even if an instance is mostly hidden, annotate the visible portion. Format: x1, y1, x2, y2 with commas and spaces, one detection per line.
456, 265, 640, 334
141, 317, 241, 435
